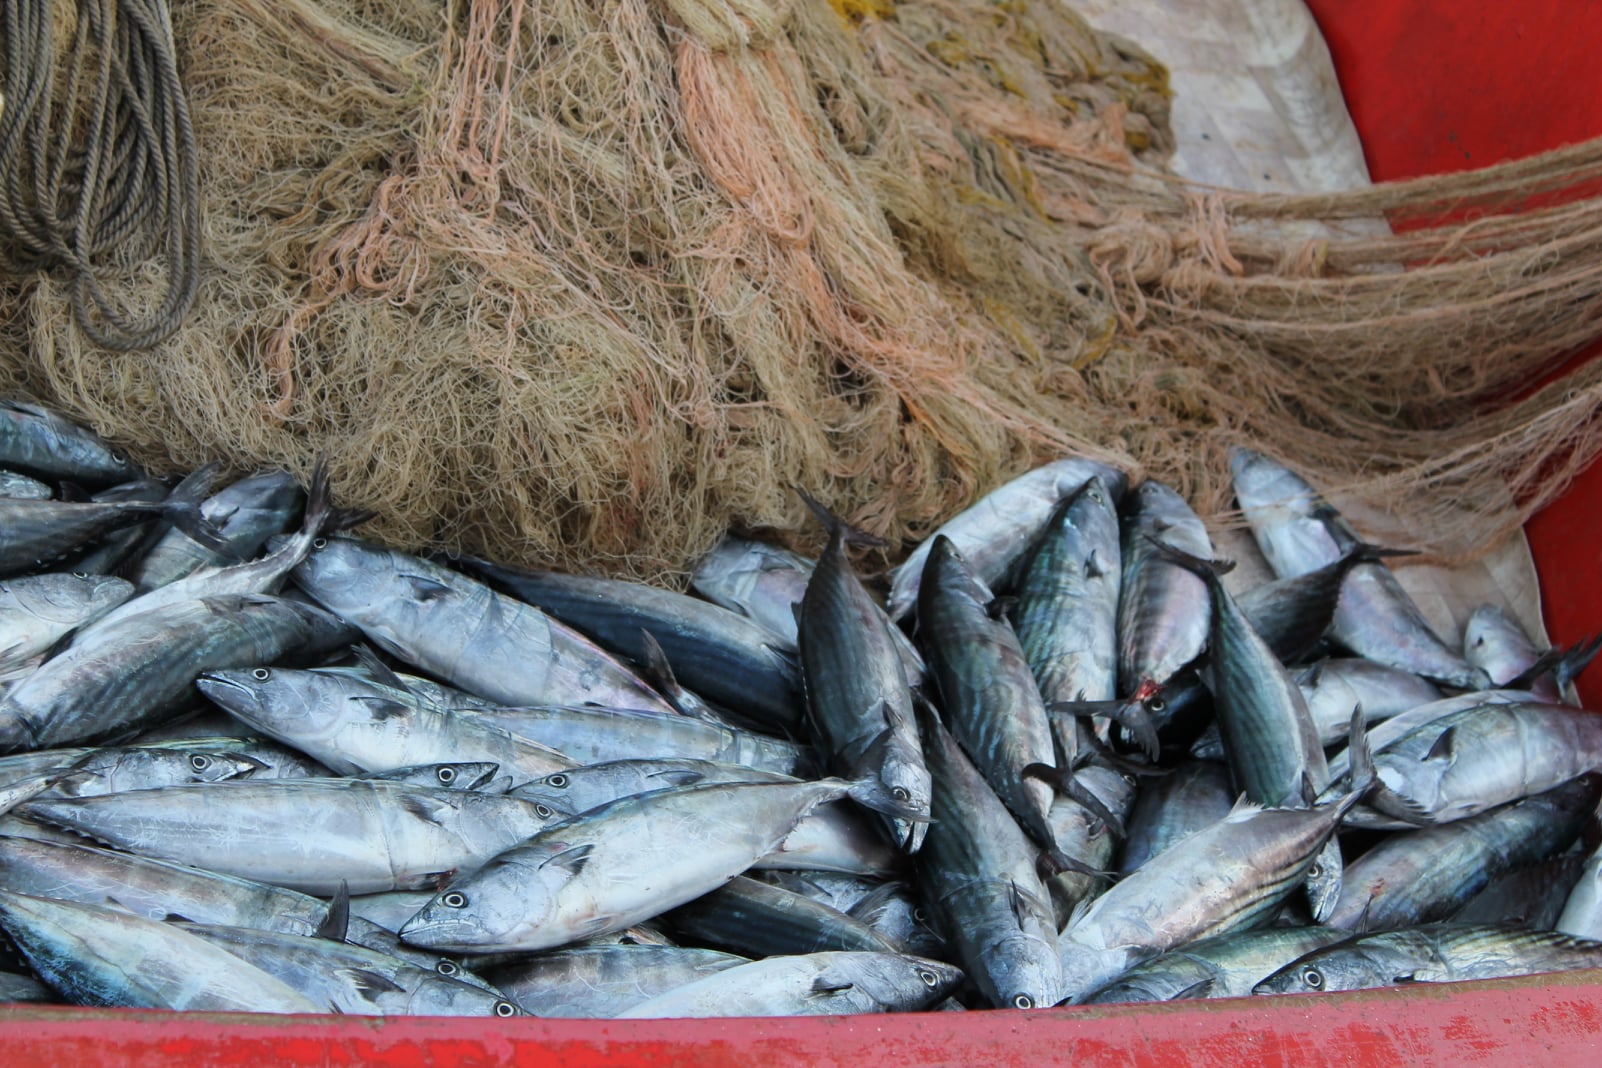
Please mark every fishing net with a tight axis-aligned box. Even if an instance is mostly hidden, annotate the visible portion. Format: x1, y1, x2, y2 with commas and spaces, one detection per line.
4, 0, 1602, 580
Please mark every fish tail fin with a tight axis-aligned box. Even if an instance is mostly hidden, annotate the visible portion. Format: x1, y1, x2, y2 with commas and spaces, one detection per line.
157, 462, 233, 555
795, 487, 885, 550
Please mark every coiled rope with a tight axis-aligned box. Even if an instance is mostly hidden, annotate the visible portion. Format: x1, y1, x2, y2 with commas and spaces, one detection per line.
0, 0, 199, 350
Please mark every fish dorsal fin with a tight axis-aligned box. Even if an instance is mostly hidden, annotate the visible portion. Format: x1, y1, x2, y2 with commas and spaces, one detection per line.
317, 880, 351, 942
1226, 794, 1263, 822
541, 843, 594, 876
353, 645, 414, 696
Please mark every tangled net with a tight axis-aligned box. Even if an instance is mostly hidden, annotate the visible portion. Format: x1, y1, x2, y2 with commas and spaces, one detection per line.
4, 0, 1602, 580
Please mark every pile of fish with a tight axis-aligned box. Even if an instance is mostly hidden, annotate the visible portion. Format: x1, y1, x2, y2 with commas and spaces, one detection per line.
0, 396, 1600, 1017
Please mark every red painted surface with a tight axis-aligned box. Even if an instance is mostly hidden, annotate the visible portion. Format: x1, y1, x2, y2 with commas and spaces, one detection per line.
6, 969, 1602, 1067
1304, 0, 1602, 705
13, 1, 1602, 1064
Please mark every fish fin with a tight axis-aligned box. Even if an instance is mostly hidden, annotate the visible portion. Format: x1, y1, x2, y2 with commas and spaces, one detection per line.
400, 574, 454, 602
56, 481, 92, 503
1038, 849, 1119, 885
1300, 772, 1317, 807
1225, 793, 1264, 821
1022, 762, 1126, 839
157, 463, 235, 556
398, 792, 456, 826
352, 645, 416, 696
1424, 726, 1456, 762
1084, 549, 1110, 579
317, 880, 351, 942
1063, 895, 1096, 932
795, 488, 885, 549
1171, 978, 1215, 1001
648, 769, 708, 788
350, 696, 414, 722
1142, 535, 1237, 579
541, 843, 595, 876
1353, 892, 1377, 935
1505, 632, 1602, 692
340, 968, 407, 1000
985, 595, 1017, 621
1297, 659, 1328, 688
809, 975, 856, 997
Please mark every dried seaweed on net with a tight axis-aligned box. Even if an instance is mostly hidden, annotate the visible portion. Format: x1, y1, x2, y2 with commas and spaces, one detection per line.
2, 0, 1602, 583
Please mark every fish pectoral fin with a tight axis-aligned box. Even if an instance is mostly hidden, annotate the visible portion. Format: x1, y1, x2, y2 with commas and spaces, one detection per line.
1423, 727, 1456, 762
399, 574, 454, 602
399, 792, 461, 826
1171, 978, 1214, 1001
349, 696, 413, 721
648, 769, 707, 788
809, 975, 856, 998
985, 595, 1017, 621
541, 843, 595, 876
1083, 549, 1110, 579
339, 968, 407, 1000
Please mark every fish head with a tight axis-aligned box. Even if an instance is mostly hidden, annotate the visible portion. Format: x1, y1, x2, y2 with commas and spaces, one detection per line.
196, 667, 322, 734
982, 930, 1064, 1009
850, 954, 966, 1010
406, 974, 525, 1018
80, 574, 136, 616
1254, 943, 1401, 995
173, 749, 267, 784
399, 849, 571, 952
286, 536, 389, 608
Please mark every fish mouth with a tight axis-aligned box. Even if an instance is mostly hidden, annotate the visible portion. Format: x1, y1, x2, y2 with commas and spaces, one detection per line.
195, 672, 255, 699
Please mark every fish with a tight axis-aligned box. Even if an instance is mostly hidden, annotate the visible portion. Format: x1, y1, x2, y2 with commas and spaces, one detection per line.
614, 951, 964, 1018
664, 875, 902, 957
1080, 926, 1348, 1004
20, 779, 563, 895
1326, 776, 1598, 930
0, 891, 323, 1012
0, 401, 142, 488
0, 594, 354, 751
1116, 481, 1216, 698
288, 538, 678, 715
1254, 924, 1602, 995
888, 458, 1128, 620
463, 557, 805, 732
1010, 476, 1123, 706
486, 944, 749, 1018
917, 716, 1061, 1009
796, 494, 928, 851
0, 572, 133, 672
398, 779, 872, 952
918, 536, 1059, 856
1229, 447, 1488, 690
130, 470, 306, 593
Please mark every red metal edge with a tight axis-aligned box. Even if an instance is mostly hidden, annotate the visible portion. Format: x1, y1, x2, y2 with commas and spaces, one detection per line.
4, 968, 1602, 1068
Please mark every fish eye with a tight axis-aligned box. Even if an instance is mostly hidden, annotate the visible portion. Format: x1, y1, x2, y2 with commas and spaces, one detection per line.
442, 892, 467, 909
891, 786, 911, 802
110, 449, 128, 464
1089, 491, 1103, 504
437, 767, 457, 784
1303, 967, 1324, 990
1308, 862, 1323, 879
545, 773, 569, 789
1146, 697, 1166, 713
1012, 994, 1034, 1009
494, 1001, 518, 1017
312, 537, 327, 550
1088, 821, 1105, 840
534, 803, 554, 819
252, 668, 271, 681
912, 907, 927, 923
436, 960, 459, 976
189, 755, 211, 772
918, 969, 939, 988
71, 571, 89, 579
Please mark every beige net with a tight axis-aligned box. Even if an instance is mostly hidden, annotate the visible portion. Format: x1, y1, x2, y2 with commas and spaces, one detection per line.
3, 0, 1601, 580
